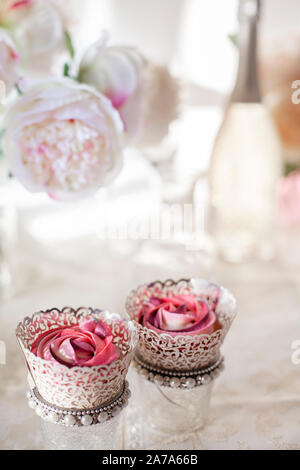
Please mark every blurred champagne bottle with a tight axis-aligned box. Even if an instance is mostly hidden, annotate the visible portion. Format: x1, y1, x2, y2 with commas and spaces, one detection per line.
209, 0, 282, 263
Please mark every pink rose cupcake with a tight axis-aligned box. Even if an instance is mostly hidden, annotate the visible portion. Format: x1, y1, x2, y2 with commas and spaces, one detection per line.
16, 307, 137, 427
126, 278, 236, 373
125, 279, 237, 435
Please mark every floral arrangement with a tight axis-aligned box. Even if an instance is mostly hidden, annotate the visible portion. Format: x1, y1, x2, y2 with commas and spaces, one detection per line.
0, 0, 69, 80
0, 2, 180, 200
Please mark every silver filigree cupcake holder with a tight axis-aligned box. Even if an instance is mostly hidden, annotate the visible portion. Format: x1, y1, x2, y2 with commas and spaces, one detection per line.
16, 307, 137, 449
126, 278, 237, 435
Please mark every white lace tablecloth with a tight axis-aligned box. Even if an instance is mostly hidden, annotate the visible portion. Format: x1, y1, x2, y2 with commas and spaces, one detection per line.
0, 228, 300, 450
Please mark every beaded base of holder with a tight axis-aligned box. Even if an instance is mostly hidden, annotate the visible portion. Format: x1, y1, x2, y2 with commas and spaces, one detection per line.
27, 380, 131, 427
133, 354, 224, 389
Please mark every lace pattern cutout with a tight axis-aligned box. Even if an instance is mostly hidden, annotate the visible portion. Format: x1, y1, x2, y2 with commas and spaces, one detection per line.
16, 307, 138, 409
125, 279, 237, 371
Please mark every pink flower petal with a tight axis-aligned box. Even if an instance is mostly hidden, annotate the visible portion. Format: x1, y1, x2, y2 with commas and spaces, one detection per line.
94, 321, 107, 339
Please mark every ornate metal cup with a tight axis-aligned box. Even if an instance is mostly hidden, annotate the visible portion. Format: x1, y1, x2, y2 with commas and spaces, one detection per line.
125, 278, 237, 436
16, 307, 137, 449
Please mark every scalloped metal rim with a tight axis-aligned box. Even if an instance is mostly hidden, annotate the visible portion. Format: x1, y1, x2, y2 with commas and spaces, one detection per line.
133, 355, 225, 389
28, 380, 131, 426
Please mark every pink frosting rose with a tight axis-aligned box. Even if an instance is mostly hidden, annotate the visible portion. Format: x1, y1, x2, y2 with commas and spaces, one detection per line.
138, 294, 218, 336
31, 319, 119, 367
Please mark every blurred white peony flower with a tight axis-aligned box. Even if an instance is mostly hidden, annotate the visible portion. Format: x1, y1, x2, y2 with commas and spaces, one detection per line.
0, 0, 66, 73
0, 27, 19, 94
3, 78, 124, 200
79, 35, 180, 147
79, 34, 148, 142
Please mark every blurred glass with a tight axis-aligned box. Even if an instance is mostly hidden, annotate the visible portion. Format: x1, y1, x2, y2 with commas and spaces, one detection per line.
208, 0, 282, 263
40, 416, 122, 450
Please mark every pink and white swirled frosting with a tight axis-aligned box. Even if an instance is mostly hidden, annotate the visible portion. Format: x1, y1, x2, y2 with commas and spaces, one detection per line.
138, 294, 219, 336
31, 319, 119, 367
